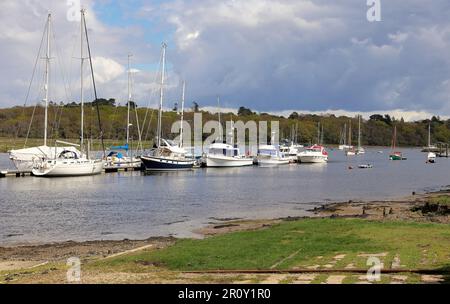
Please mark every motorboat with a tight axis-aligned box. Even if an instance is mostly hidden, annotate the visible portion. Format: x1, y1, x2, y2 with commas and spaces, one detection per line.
206, 143, 253, 167
298, 145, 329, 163
257, 145, 290, 166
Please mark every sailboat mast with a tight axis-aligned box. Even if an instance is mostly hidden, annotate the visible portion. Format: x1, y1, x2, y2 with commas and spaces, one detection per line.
217, 96, 222, 142
43, 13, 51, 147
393, 125, 397, 151
82, 9, 106, 158
348, 120, 352, 146
344, 123, 347, 146
157, 43, 167, 148
428, 123, 431, 147
126, 54, 132, 145
317, 122, 320, 144
180, 81, 186, 148
358, 115, 361, 149
80, 10, 85, 152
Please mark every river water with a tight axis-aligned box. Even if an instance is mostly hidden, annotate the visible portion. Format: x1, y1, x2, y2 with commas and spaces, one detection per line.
0, 148, 448, 245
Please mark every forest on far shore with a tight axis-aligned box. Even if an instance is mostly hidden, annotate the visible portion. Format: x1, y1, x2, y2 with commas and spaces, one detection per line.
0, 99, 449, 148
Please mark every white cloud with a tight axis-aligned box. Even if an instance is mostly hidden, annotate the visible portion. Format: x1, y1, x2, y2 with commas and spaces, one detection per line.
91, 57, 125, 84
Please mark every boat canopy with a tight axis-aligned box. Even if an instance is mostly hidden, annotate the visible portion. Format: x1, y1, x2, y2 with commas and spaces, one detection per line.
208, 143, 240, 157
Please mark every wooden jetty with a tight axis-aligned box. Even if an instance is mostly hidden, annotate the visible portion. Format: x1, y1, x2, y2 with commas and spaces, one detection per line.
1, 165, 144, 178
436, 143, 449, 158
0, 170, 33, 178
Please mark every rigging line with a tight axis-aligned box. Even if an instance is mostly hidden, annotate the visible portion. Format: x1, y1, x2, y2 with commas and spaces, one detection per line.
83, 10, 105, 158
24, 59, 47, 147
49, 30, 70, 142
14, 18, 47, 146
140, 49, 165, 146
105, 102, 119, 142
140, 86, 157, 143
52, 26, 73, 105
143, 109, 155, 144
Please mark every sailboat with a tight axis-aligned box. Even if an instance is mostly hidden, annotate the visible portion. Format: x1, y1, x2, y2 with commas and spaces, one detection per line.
32, 9, 105, 177
9, 14, 76, 171
389, 125, 406, 161
338, 123, 351, 150
425, 124, 436, 163
421, 123, 438, 152
105, 55, 141, 170
345, 120, 356, 156
355, 115, 365, 155
141, 44, 195, 171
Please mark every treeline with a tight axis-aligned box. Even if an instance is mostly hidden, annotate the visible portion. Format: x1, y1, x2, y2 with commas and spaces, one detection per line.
1, 101, 449, 147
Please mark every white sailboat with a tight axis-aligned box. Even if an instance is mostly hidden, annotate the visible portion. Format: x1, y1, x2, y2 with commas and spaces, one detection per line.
345, 120, 356, 156
355, 115, 365, 155
338, 123, 352, 150
9, 14, 74, 171
425, 124, 436, 163
105, 54, 141, 170
32, 9, 105, 177
141, 45, 195, 171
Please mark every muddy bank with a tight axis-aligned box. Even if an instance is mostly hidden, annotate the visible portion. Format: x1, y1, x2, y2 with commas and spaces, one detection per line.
0, 237, 174, 265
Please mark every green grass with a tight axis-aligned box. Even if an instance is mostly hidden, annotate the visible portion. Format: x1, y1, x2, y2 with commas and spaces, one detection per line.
95, 219, 450, 272
430, 195, 450, 206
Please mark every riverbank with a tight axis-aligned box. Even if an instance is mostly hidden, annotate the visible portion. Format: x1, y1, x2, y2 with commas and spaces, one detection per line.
1, 191, 449, 284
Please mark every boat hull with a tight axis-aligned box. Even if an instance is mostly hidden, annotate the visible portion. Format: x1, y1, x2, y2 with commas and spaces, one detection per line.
32, 160, 104, 177
257, 157, 290, 166
141, 156, 194, 171
298, 155, 328, 163
206, 156, 253, 167
104, 158, 142, 169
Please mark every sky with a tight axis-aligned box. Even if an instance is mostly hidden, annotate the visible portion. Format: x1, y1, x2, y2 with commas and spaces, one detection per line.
0, 0, 449, 121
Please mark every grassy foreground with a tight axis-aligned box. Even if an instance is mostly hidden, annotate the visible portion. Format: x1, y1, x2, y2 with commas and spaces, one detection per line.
0, 205, 450, 284
94, 218, 450, 276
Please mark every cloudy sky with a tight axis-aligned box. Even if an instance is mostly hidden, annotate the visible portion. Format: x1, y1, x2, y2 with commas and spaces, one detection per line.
0, 0, 449, 120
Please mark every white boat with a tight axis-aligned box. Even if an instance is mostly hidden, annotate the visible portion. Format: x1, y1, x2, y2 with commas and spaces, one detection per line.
298, 145, 329, 163
32, 147, 104, 177
339, 145, 353, 151
346, 149, 356, 156
257, 145, 290, 166
280, 143, 303, 163
355, 115, 365, 155
427, 152, 436, 163
10, 146, 79, 172
338, 123, 351, 150
105, 55, 143, 170
32, 10, 105, 177
422, 123, 438, 152
206, 143, 253, 167
105, 150, 141, 169
9, 14, 73, 171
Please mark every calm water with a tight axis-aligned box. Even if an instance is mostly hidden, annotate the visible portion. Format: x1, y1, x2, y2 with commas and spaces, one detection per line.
0, 148, 449, 246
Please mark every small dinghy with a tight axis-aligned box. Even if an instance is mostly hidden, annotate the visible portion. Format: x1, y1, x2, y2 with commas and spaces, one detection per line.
358, 164, 373, 169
